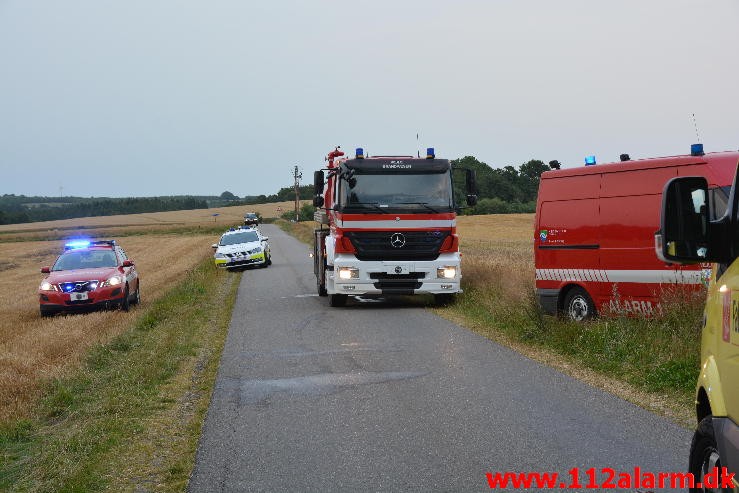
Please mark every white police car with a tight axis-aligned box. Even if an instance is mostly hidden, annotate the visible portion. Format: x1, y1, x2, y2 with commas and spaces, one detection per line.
212, 228, 271, 269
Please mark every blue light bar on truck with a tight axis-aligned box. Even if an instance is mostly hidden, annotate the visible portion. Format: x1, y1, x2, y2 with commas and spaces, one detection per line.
355, 148, 364, 159
691, 143, 704, 156
426, 147, 435, 159
585, 155, 597, 166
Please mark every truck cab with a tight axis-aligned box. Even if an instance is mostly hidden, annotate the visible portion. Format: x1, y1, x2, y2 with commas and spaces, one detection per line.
656, 158, 739, 491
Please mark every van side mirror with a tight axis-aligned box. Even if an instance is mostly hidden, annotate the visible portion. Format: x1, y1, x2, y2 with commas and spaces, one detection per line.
656, 177, 713, 263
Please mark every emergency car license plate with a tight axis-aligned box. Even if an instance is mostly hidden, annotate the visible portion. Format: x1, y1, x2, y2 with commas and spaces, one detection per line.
70, 292, 88, 301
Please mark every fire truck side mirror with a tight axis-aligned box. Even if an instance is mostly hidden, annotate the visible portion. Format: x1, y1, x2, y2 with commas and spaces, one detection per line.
465, 169, 477, 195
314, 170, 325, 195
657, 176, 715, 263
466, 194, 477, 206
313, 195, 325, 208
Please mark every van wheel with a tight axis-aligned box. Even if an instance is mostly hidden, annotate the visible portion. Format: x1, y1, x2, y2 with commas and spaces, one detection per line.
563, 287, 595, 321
689, 416, 727, 493
329, 294, 347, 307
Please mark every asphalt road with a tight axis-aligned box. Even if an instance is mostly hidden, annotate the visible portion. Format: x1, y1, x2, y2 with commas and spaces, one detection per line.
190, 224, 692, 492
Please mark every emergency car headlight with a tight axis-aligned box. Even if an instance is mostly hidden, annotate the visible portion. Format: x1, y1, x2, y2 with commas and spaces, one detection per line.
248, 247, 262, 254
214, 253, 227, 259
40, 281, 57, 292
338, 267, 359, 280
102, 275, 123, 287
437, 266, 457, 279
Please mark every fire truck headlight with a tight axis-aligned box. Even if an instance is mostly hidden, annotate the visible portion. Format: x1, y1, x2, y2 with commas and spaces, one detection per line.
437, 266, 457, 279
338, 267, 359, 280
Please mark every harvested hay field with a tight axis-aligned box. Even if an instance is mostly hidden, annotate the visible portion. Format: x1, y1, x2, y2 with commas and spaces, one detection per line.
0, 200, 308, 242
0, 233, 216, 422
456, 213, 535, 299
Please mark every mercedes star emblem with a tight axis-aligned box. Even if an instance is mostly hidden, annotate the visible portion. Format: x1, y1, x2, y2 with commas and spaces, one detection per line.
390, 233, 406, 248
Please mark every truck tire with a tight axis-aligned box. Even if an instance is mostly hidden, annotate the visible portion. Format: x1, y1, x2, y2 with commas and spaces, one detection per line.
317, 277, 327, 297
434, 293, 455, 306
563, 287, 595, 321
329, 294, 347, 307
689, 416, 727, 493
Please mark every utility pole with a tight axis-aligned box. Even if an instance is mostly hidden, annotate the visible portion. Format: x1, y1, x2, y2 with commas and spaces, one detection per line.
293, 165, 302, 221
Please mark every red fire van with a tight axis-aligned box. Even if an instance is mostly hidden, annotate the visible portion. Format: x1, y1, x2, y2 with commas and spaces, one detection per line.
535, 146, 739, 320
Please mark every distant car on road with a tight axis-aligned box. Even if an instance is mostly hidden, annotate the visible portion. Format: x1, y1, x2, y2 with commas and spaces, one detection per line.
213, 228, 271, 269
38, 240, 141, 317
243, 212, 260, 226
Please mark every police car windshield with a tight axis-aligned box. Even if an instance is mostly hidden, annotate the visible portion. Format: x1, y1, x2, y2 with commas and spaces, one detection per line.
52, 250, 118, 271
220, 231, 259, 245
339, 171, 453, 212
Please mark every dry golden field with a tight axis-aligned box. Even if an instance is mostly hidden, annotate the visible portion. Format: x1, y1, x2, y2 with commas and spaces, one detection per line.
0, 200, 308, 242
456, 213, 535, 301
0, 233, 217, 422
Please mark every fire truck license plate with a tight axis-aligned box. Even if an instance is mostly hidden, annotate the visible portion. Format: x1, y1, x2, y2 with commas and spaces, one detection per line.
70, 292, 88, 301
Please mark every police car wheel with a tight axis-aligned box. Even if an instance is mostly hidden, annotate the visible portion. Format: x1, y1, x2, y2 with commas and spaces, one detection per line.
689, 416, 727, 493
564, 287, 595, 321
132, 284, 141, 305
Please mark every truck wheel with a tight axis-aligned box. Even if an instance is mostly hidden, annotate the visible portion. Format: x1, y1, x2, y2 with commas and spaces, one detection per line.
689, 416, 727, 493
434, 294, 455, 306
317, 277, 328, 297
329, 294, 347, 307
563, 287, 595, 321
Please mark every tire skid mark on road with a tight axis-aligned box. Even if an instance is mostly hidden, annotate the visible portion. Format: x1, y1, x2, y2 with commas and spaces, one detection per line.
216, 371, 428, 406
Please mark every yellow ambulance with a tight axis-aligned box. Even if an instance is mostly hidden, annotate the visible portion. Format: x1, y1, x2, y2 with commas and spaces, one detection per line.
656, 157, 739, 490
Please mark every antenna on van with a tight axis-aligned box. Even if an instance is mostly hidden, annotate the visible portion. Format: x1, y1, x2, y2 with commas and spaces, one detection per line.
691, 113, 702, 143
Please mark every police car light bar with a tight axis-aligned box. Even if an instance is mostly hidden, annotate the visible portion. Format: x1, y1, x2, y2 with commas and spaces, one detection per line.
356, 148, 365, 159
64, 240, 91, 249
585, 155, 597, 166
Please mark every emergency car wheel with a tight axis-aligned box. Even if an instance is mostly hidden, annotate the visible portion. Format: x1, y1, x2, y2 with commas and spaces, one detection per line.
132, 284, 141, 305
563, 287, 596, 321
329, 294, 347, 307
40, 306, 58, 317
121, 286, 130, 312
689, 416, 728, 493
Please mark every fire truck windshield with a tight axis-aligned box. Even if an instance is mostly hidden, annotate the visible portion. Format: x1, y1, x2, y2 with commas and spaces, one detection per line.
339, 171, 453, 213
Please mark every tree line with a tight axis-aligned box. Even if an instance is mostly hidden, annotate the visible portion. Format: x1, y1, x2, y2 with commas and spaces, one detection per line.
0, 195, 207, 225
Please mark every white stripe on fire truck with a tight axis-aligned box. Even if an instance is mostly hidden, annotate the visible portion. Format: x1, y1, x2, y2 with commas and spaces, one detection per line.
535, 269, 703, 284
339, 219, 456, 229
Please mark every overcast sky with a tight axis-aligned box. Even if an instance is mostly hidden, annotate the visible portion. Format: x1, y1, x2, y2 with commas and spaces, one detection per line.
1, 1, 737, 198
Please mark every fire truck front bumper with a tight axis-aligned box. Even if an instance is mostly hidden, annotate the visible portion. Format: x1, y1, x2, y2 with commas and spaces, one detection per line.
329, 254, 462, 296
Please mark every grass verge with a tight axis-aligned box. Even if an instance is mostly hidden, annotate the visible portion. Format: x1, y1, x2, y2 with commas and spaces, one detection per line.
0, 258, 240, 491
276, 219, 315, 245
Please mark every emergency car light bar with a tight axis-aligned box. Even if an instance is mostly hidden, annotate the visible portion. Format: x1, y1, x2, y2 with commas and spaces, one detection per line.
356, 148, 364, 159
426, 147, 435, 159
65, 240, 90, 249
585, 155, 596, 166
691, 143, 704, 156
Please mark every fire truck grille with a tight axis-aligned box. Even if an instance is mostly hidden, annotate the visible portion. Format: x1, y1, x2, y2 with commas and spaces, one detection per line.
345, 231, 448, 261
369, 272, 425, 292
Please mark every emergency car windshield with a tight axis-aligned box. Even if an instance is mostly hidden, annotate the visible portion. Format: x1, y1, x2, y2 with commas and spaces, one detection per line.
52, 250, 118, 271
339, 171, 453, 212
220, 231, 259, 245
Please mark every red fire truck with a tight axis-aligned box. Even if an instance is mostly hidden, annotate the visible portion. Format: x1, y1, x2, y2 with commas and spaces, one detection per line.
312, 146, 477, 307
535, 145, 739, 320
